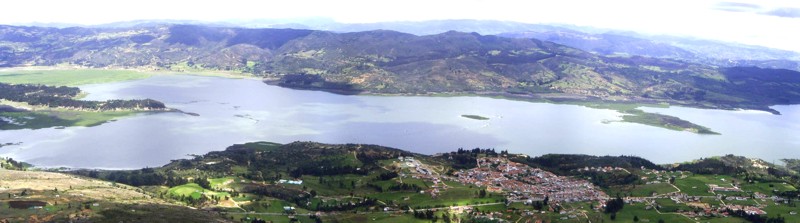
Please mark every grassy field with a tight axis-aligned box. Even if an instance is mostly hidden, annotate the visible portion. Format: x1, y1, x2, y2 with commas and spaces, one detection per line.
0, 68, 152, 86
654, 198, 692, 212
702, 197, 723, 206
723, 198, 758, 206
740, 182, 797, 194
0, 110, 140, 130
168, 183, 206, 199
168, 183, 230, 200
569, 101, 719, 135
761, 203, 800, 222
299, 174, 377, 196
0, 66, 256, 88
240, 198, 309, 213
605, 203, 694, 223
208, 177, 236, 189
674, 174, 738, 196
325, 212, 431, 223
165, 62, 257, 79
620, 109, 719, 134
610, 183, 679, 197
702, 216, 753, 223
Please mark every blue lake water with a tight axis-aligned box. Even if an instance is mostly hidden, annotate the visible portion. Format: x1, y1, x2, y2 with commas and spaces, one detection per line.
1, 75, 798, 168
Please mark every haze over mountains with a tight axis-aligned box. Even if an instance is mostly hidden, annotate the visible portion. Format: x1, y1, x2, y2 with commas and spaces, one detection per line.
83, 19, 800, 71
2, 20, 800, 113
16, 19, 800, 68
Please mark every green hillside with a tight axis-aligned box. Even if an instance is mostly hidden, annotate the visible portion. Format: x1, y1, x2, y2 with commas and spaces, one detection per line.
3, 141, 799, 222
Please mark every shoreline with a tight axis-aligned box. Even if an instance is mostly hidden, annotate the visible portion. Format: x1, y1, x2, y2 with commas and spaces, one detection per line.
2, 66, 783, 115
5, 141, 789, 172
1, 66, 726, 134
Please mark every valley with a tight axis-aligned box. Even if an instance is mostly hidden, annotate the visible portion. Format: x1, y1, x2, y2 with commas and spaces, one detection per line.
0, 15, 799, 223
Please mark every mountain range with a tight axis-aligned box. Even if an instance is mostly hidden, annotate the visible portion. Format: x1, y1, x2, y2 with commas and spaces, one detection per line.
2, 22, 800, 113
47, 19, 799, 71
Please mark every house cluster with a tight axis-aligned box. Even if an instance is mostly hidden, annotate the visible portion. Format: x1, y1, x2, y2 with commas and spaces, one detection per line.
722, 204, 767, 215
277, 179, 303, 185
576, 166, 626, 173
708, 184, 742, 192
639, 168, 686, 184
632, 192, 772, 219
456, 157, 608, 202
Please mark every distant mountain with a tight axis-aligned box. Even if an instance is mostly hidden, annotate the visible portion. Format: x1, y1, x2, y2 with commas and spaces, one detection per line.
500, 31, 698, 60
501, 30, 800, 71
89, 19, 239, 29
84, 19, 800, 71
2, 24, 800, 113
217, 19, 800, 69
315, 20, 569, 36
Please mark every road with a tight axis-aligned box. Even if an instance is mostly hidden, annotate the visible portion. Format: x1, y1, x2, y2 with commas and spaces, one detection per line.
224, 202, 506, 217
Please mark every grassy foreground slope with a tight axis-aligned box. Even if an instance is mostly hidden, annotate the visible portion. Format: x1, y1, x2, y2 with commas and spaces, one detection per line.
0, 169, 230, 222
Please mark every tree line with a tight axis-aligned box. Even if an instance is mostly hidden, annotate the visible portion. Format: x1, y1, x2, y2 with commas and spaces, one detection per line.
0, 82, 166, 111
446, 147, 504, 169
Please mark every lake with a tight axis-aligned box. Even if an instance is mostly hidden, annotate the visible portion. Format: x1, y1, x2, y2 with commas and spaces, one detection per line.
1, 75, 798, 168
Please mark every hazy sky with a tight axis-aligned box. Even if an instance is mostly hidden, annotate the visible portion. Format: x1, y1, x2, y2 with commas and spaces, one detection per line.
2, 0, 799, 52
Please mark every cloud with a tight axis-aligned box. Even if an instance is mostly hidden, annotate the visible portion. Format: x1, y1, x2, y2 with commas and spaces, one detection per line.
713, 2, 800, 19
713, 2, 762, 12
762, 7, 800, 18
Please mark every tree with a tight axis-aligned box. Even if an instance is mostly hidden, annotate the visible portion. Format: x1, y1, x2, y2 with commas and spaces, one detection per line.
610, 213, 616, 220
633, 215, 639, 222
658, 219, 665, 223
532, 201, 543, 210
195, 177, 211, 189
479, 189, 487, 198
605, 194, 625, 213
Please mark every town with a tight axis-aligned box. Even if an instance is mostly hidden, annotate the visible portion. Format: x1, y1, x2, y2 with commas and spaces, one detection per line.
455, 157, 608, 203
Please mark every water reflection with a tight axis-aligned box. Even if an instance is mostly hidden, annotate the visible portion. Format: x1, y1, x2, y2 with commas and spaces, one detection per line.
1, 75, 798, 168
